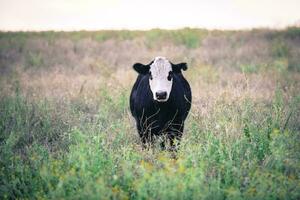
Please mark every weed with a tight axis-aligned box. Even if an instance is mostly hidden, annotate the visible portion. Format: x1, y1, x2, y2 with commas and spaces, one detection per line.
0, 28, 299, 199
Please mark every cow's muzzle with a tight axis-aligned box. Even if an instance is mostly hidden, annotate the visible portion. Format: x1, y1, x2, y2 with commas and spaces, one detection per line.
155, 91, 167, 101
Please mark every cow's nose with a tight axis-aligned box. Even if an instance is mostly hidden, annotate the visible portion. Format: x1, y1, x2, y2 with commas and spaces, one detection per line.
156, 91, 167, 100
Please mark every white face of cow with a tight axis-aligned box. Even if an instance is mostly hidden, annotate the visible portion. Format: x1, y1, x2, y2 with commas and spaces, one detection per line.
133, 57, 188, 103
149, 57, 173, 102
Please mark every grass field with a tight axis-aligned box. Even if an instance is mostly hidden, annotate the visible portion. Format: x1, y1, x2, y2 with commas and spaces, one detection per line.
0, 28, 300, 199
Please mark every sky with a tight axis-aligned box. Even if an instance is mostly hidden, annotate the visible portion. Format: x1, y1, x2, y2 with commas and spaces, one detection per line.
0, 0, 300, 31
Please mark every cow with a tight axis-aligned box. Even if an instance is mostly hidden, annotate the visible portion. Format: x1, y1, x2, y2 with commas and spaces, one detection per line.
130, 56, 192, 149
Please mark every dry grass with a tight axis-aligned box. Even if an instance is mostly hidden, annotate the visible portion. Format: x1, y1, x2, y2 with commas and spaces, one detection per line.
1, 29, 299, 104
0, 28, 299, 199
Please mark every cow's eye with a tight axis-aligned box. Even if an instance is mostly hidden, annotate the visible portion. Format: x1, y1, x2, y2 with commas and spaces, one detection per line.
167, 72, 173, 81
149, 72, 153, 80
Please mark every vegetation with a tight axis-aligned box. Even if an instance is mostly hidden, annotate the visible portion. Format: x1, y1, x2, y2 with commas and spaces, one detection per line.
0, 28, 300, 199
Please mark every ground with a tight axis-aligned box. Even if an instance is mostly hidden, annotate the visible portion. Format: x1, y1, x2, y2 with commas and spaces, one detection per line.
0, 28, 300, 199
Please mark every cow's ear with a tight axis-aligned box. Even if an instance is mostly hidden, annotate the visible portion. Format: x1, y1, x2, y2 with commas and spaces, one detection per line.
172, 62, 188, 73
133, 63, 150, 74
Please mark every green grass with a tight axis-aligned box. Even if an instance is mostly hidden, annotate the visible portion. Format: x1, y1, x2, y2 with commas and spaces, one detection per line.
0, 28, 300, 199
25, 52, 44, 69
0, 87, 299, 199
145, 28, 208, 48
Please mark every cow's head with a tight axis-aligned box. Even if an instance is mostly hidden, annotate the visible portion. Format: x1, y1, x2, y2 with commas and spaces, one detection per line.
133, 57, 187, 102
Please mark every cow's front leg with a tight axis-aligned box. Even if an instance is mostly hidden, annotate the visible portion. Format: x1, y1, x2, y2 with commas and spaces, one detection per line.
167, 124, 184, 151
139, 128, 156, 149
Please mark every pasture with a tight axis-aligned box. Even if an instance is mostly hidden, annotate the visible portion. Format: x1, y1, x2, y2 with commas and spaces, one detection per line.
0, 28, 300, 199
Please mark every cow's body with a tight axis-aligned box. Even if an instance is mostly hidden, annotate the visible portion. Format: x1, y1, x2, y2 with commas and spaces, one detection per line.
130, 57, 191, 148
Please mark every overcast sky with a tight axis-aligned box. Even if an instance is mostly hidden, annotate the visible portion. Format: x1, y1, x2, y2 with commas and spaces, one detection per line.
0, 0, 300, 31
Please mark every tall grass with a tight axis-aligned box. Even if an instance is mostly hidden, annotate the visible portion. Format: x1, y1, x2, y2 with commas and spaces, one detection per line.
0, 87, 299, 199
0, 28, 300, 199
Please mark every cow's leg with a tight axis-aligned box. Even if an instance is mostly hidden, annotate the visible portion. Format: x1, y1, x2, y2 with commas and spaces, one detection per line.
168, 132, 182, 151
136, 122, 147, 148
138, 125, 154, 149
168, 123, 184, 151
160, 137, 166, 150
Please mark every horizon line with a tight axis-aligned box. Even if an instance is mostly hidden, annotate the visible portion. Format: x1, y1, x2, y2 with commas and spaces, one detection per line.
1, 25, 299, 33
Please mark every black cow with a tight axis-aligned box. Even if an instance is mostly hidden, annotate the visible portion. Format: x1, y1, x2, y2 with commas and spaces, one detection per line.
130, 57, 192, 149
